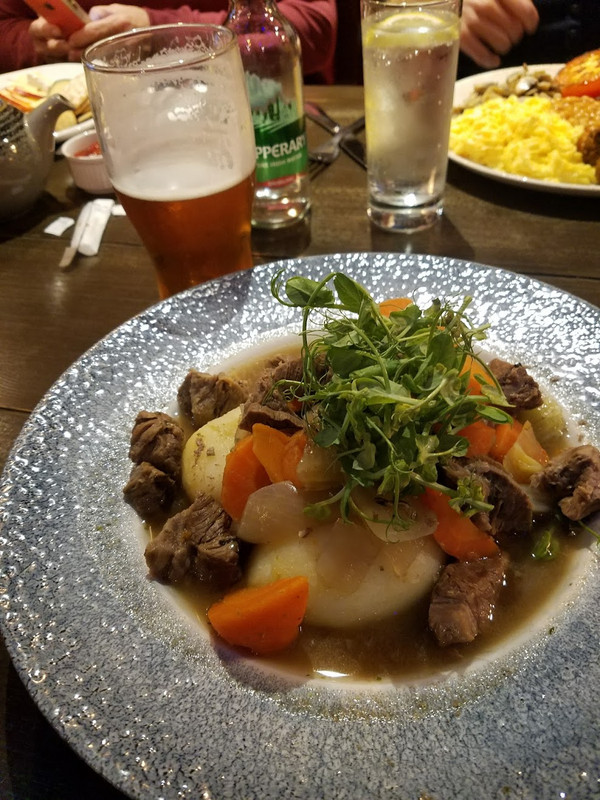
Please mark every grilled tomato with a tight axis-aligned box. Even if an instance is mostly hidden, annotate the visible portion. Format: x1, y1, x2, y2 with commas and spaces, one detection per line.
556, 49, 600, 98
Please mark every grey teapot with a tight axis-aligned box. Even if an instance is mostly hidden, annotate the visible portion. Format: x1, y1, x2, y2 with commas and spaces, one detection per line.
0, 94, 74, 221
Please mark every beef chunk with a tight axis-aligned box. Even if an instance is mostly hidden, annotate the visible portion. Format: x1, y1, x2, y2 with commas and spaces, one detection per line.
531, 444, 600, 520
443, 457, 532, 536
488, 358, 542, 410
251, 355, 304, 399
145, 492, 240, 587
429, 555, 506, 646
247, 355, 304, 407
178, 369, 247, 430
129, 411, 184, 479
239, 354, 305, 433
239, 401, 305, 433
123, 462, 175, 518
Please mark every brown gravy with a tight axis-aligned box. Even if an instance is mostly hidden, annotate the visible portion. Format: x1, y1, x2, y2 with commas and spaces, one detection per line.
178, 519, 584, 683
152, 343, 589, 683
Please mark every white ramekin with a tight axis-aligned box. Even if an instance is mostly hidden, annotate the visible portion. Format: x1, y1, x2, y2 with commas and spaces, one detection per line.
61, 130, 113, 195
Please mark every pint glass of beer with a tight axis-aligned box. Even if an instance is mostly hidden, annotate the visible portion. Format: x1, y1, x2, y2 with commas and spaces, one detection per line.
83, 25, 256, 298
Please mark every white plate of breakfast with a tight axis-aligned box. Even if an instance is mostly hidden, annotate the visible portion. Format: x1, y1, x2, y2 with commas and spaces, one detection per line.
0, 62, 94, 143
450, 63, 600, 197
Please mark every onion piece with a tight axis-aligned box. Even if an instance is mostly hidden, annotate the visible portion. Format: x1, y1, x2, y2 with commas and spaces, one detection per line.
238, 481, 313, 544
383, 537, 442, 581
353, 489, 438, 543
296, 441, 343, 491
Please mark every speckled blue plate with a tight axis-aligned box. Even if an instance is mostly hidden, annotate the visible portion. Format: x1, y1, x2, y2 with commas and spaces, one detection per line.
1, 253, 599, 800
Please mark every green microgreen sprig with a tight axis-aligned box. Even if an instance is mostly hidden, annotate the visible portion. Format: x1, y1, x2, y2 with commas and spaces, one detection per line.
271, 270, 512, 524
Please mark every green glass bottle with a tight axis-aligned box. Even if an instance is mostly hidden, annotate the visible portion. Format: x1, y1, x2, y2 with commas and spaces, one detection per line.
225, 0, 310, 228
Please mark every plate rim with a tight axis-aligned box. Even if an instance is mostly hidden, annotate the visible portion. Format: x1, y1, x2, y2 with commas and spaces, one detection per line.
451, 62, 600, 197
1, 252, 599, 800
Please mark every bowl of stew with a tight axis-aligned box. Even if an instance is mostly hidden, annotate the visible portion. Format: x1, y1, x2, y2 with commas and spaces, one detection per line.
1, 254, 599, 800
61, 129, 113, 195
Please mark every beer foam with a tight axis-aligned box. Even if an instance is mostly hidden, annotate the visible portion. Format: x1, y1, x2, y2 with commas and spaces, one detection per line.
109, 139, 255, 202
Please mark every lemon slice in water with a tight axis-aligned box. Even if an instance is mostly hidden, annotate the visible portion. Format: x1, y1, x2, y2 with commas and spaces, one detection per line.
364, 10, 459, 49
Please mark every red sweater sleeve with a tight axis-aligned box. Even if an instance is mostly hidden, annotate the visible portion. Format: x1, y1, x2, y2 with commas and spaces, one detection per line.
0, 0, 337, 79
276, 0, 337, 78
0, 0, 41, 71
146, 0, 337, 78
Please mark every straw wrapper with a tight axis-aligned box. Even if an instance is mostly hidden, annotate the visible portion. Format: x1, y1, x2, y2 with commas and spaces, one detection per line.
59, 198, 114, 269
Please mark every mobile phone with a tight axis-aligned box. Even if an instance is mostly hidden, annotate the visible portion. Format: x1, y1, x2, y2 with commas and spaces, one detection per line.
23, 0, 89, 36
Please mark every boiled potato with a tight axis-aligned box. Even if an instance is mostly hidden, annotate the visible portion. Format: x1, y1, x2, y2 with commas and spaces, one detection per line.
246, 521, 444, 628
181, 405, 241, 502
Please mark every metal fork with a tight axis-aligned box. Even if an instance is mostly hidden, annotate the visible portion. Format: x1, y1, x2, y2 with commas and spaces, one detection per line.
308, 112, 366, 172
309, 137, 342, 167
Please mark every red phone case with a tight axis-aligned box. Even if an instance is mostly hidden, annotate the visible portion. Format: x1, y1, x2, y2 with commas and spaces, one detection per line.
23, 0, 89, 36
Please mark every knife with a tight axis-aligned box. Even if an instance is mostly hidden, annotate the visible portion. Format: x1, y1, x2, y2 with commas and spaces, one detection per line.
305, 102, 367, 170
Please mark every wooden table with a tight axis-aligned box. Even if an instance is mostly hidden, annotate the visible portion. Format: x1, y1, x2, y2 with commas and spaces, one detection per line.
0, 84, 598, 799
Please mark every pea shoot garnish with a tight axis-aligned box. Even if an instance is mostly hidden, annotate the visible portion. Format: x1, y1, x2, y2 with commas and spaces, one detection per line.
271, 270, 512, 525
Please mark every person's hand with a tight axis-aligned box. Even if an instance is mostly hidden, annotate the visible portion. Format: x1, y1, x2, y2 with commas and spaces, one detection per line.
29, 4, 151, 64
460, 0, 540, 69
66, 5, 150, 61
29, 16, 71, 62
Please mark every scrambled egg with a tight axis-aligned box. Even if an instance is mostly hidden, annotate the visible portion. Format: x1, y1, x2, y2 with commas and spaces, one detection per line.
450, 95, 597, 184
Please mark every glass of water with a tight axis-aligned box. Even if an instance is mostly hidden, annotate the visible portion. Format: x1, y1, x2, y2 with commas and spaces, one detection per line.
361, 0, 460, 233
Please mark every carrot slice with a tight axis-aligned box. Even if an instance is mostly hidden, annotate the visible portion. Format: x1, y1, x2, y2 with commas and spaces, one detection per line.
423, 488, 500, 561
221, 434, 271, 520
379, 297, 413, 317
457, 420, 496, 457
287, 397, 302, 414
251, 424, 308, 488
281, 429, 307, 487
252, 423, 290, 483
460, 355, 494, 396
489, 419, 523, 461
207, 576, 309, 655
